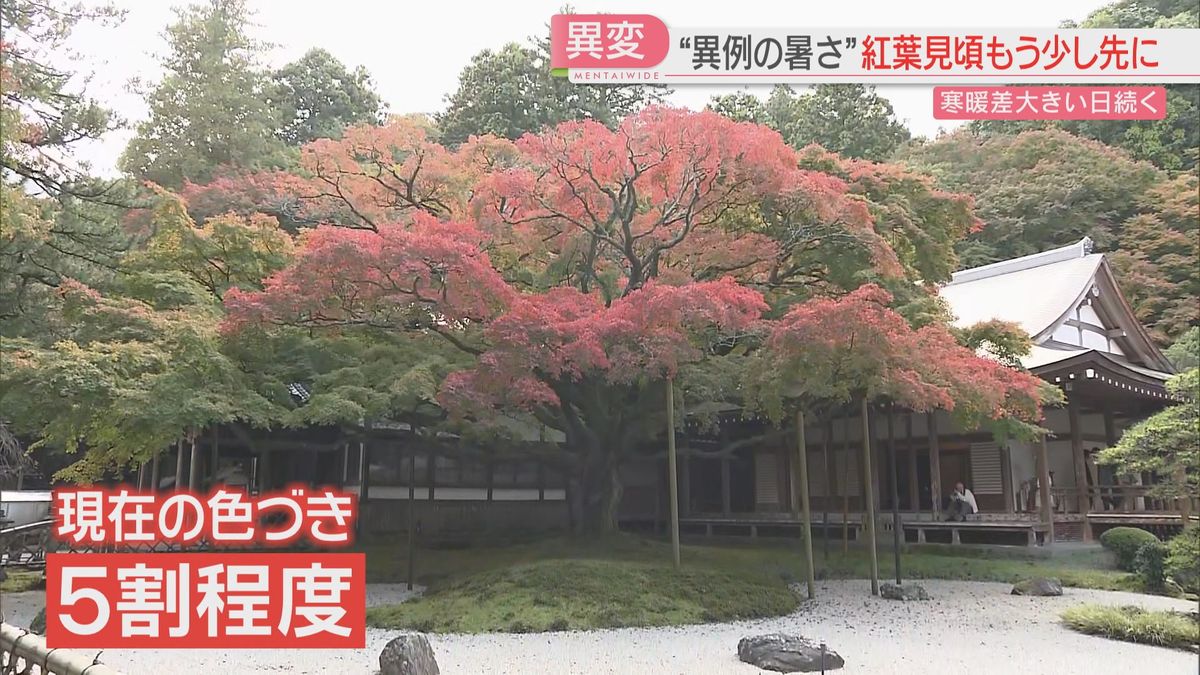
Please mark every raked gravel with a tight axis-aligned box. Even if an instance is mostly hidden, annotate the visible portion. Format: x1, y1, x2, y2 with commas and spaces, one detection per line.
2, 579, 1196, 674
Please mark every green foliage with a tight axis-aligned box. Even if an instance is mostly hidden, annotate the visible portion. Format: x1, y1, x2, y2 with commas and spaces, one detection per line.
977, 2, 1200, 172
271, 48, 385, 145
710, 84, 910, 161
1165, 527, 1200, 593
1101, 526, 1161, 571
437, 40, 668, 146
900, 129, 1159, 263
1, 0, 138, 334
1165, 327, 1200, 371
0, 190, 295, 481
1061, 604, 1199, 651
1134, 540, 1169, 589
120, 0, 288, 188
366, 558, 797, 633
953, 320, 1033, 369
1099, 369, 1199, 500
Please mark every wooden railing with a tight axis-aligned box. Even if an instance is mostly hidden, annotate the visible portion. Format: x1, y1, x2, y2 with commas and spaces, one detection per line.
1050, 485, 1197, 515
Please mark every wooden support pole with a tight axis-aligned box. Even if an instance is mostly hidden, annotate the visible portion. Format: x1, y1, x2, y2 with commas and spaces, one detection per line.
887, 404, 902, 584
426, 448, 436, 502
666, 378, 681, 569
174, 439, 186, 492
486, 449, 495, 502
1036, 433, 1056, 546
1068, 397, 1093, 541
537, 459, 546, 501
720, 457, 731, 516
927, 412, 942, 519
841, 414, 851, 554
905, 413, 919, 512
1000, 444, 1014, 514
210, 427, 220, 488
150, 452, 161, 493
1102, 409, 1119, 510
188, 430, 200, 491
790, 435, 801, 517
137, 463, 146, 491
821, 418, 833, 561
796, 409, 815, 599
1176, 466, 1193, 524
681, 454, 692, 518
358, 441, 369, 536
407, 452, 416, 591
860, 398, 880, 596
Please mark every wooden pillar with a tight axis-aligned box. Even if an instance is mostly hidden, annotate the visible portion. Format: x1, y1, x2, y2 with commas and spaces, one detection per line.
905, 413, 918, 512
137, 463, 147, 491
1036, 433, 1055, 546
796, 409, 815, 599
407, 452, 416, 591
1067, 396, 1093, 541
789, 435, 801, 517
188, 430, 201, 491
150, 452, 161, 493
210, 427, 220, 488
666, 378, 681, 569
860, 398, 880, 596
886, 404, 903, 584
720, 457, 732, 516
537, 460, 546, 501
680, 455, 692, 517
1000, 445, 1014, 514
426, 448, 436, 501
821, 419, 834, 561
174, 439, 186, 492
1176, 467, 1193, 524
841, 414, 851, 553
486, 450, 495, 502
358, 441, 369, 508
874, 409, 887, 512
927, 412, 942, 519
340, 443, 349, 489
1103, 409, 1137, 512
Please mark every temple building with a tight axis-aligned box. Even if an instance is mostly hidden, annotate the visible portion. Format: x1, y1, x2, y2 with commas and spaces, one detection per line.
655, 237, 1191, 546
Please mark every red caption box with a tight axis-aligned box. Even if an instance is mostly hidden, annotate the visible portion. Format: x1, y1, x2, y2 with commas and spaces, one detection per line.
45, 552, 366, 649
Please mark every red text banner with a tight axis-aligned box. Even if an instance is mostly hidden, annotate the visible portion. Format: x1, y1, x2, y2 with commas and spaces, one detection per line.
45, 552, 366, 648
934, 86, 1167, 120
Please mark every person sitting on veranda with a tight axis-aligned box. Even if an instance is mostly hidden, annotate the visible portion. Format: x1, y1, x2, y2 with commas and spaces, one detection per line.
945, 481, 979, 521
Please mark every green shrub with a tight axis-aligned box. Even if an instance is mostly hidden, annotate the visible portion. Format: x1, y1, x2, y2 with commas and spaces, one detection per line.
1062, 604, 1199, 651
1100, 527, 1159, 571
1166, 527, 1200, 593
1134, 540, 1168, 589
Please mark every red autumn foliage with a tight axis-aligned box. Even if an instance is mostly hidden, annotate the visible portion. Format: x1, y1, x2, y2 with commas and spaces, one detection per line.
755, 284, 1044, 424
441, 278, 768, 413
223, 213, 513, 333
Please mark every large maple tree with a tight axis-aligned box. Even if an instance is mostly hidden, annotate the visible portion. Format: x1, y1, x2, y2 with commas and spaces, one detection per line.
222, 108, 1051, 532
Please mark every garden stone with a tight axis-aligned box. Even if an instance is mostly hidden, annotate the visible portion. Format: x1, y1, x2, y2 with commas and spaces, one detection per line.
879, 582, 930, 601
1011, 577, 1063, 596
737, 633, 844, 672
379, 634, 439, 675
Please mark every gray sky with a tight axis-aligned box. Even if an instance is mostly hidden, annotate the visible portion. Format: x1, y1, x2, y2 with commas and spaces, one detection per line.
65, 0, 1107, 175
